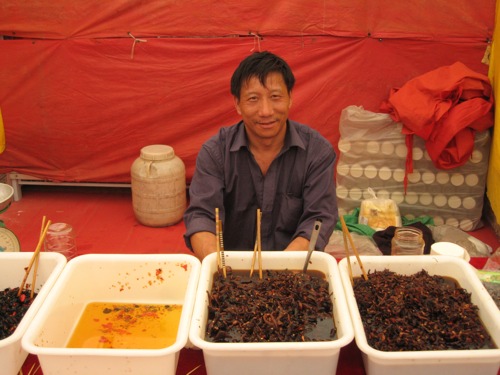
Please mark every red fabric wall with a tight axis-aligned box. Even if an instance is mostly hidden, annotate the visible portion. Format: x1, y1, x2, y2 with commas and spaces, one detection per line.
0, 1, 494, 183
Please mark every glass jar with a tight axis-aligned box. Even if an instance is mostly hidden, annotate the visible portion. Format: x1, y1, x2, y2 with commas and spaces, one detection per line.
391, 227, 425, 256
44, 223, 77, 260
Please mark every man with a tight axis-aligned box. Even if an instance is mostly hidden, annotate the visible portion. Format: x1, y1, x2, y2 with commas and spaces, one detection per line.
183, 51, 338, 259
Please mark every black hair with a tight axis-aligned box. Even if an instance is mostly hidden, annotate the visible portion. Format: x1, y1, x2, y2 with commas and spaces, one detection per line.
230, 51, 295, 99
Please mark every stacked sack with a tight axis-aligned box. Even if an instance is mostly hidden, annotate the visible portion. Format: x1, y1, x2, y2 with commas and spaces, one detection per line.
335, 105, 491, 231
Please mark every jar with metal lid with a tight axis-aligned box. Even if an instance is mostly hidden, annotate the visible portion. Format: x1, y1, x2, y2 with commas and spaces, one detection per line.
391, 227, 425, 256
131, 144, 186, 227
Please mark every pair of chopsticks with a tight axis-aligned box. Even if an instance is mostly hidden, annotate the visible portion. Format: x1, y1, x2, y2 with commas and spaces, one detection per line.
339, 215, 368, 284
250, 208, 262, 279
18, 216, 52, 299
215, 208, 226, 278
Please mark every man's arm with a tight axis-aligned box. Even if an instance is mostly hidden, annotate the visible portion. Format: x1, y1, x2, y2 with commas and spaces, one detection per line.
190, 231, 217, 260
284, 236, 309, 251
183, 135, 225, 257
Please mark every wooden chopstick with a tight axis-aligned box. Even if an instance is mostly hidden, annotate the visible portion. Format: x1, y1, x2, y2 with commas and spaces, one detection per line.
249, 239, 258, 277
215, 208, 226, 278
257, 209, 262, 280
249, 209, 262, 278
215, 208, 221, 271
30, 216, 47, 298
218, 220, 226, 278
19, 219, 51, 296
340, 216, 368, 281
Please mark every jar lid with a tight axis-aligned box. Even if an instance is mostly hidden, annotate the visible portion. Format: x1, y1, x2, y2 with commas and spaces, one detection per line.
140, 145, 174, 161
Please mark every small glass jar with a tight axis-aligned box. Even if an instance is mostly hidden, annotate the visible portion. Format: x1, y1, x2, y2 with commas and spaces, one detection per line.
44, 223, 77, 260
391, 227, 425, 256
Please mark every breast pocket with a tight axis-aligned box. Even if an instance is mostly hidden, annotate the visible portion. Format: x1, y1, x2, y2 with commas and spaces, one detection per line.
276, 193, 303, 234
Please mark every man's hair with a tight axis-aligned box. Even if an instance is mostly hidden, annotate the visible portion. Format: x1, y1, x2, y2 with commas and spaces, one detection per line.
230, 51, 295, 99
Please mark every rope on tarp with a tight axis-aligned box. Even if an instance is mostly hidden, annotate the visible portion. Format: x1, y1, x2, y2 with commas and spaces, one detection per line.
128, 32, 147, 59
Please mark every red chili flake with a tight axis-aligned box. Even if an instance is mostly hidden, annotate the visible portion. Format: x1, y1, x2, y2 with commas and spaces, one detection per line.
155, 268, 164, 282
180, 262, 188, 271
115, 328, 131, 335
19, 294, 26, 302
101, 323, 114, 331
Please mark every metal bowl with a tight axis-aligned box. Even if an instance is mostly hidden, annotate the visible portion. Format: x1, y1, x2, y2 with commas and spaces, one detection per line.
0, 183, 14, 212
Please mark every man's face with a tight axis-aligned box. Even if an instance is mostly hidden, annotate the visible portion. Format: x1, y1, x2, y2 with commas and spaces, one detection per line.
234, 72, 292, 143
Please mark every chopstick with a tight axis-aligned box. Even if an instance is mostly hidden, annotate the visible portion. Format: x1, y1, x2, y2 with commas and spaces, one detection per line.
30, 216, 46, 298
250, 240, 258, 277
257, 209, 262, 280
340, 216, 368, 281
215, 208, 221, 271
18, 218, 52, 296
250, 208, 262, 279
341, 218, 354, 285
218, 220, 226, 278
215, 208, 226, 278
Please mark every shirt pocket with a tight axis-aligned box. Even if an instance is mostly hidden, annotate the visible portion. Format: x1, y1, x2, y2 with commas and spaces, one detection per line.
276, 193, 303, 234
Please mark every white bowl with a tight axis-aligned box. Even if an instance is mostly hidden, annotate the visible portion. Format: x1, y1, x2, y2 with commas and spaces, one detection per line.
22, 253, 201, 375
0, 252, 67, 375
189, 251, 354, 375
430, 241, 471, 262
0, 183, 14, 212
338, 255, 500, 375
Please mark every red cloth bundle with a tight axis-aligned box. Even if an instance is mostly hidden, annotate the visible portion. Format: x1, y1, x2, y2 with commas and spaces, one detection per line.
381, 62, 494, 187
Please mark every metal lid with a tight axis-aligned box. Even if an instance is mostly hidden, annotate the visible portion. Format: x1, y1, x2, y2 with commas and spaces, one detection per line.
140, 145, 174, 161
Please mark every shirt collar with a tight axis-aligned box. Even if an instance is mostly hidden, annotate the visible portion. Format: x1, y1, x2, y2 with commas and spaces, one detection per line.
229, 120, 306, 152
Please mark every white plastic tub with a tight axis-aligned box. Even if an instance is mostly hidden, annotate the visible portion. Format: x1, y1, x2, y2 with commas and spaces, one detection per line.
338, 255, 500, 375
22, 253, 201, 375
189, 251, 354, 375
0, 251, 67, 375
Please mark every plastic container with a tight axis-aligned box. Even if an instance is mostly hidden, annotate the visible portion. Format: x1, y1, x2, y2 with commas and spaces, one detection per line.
338, 255, 500, 375
44, 222, 77, 260
189, 251, 354, 375
22, 253, 201, 375
131, 144, 186, 227
0, 252, 67, 375
391, 227, 424, 255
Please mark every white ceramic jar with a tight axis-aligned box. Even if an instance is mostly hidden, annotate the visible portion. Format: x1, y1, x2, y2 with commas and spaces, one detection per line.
131, 144, 186, 227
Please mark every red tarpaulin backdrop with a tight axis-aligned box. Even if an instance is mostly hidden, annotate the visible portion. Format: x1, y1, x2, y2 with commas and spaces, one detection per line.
0, 1, 494, 184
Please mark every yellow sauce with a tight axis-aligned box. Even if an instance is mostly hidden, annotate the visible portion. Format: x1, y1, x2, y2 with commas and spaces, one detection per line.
66, 302, 182, 349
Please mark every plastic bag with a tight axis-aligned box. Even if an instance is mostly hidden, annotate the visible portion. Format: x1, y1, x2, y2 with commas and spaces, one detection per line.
477, 248, 500, 308
483, 247, 500, 270
358, 188, 402, 231
324, 230, 382, 258
429, 224, 491, 257
336, 105, 490, 231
